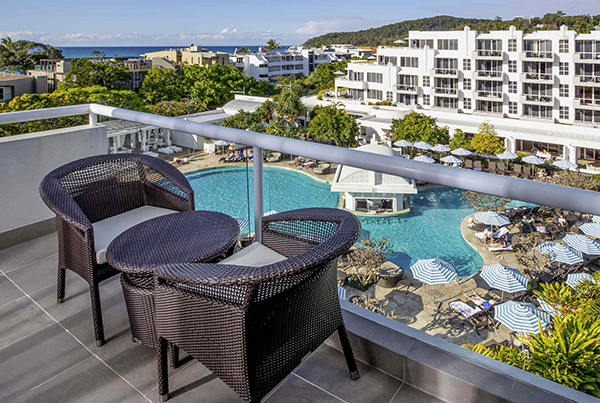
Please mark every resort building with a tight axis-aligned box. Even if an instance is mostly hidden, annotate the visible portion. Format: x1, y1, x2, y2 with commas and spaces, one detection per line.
331, 143, 417, 213
325, 44, 375, 60
143, 45, 229, 67
232, 47, 338, 81
0, 73, 47, 102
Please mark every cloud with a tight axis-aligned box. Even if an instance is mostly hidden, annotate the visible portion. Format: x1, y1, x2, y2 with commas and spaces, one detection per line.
294, 17, 387, 36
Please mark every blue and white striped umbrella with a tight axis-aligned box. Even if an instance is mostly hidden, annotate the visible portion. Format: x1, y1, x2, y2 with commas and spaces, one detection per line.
537, 298, 558, 316
494, 301, 553, 334
451, 147, 472, 156
593, 215, 600, 224
264, 210, 280, 216
474, 211, 510, 227
538, 242, 583, 264
233, 217, 249, 232
565, 273, 595, 288
410, 258, 457, 302
413, 155, 435, 163
579, 223, 600, 238
562, 234, 600, 255
480, 264, 529, 295
338, 286, 347, 300
414, 141, 433, 150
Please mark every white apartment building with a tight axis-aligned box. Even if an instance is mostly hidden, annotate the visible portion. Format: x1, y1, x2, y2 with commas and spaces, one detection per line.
232, 47, 337, 82
335, 25, 600, 166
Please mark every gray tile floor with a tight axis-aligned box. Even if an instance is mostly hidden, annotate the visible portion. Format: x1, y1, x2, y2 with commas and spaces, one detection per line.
0, 233, 445, 403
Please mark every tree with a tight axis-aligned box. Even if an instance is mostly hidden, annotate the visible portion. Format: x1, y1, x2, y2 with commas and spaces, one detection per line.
146, 99, 205, 117
237, 47, 252, 54
308, 103, 359, 147
347, 237, 393, 288
390, 111, 449, 145
0, 37, 63, 74
221, 109, 262, 130
304, 60, 349, 92
468, 121, 505, 155
265, 39, 281, 51
449, 128, 471, 150
139, 68, 184, 104
460, 191, 510, 212
60, 51, 131, 90
273, 86, 306, 125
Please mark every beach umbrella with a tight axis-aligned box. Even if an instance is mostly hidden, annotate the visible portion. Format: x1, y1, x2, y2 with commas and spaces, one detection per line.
474, 211, 510, 227
367, 55, 376, 60
410, 258, 457, 302
522, 155, 545, 165
414, 141, 433, 151
440, 155, 462, 165
580, 223, 600, 238
333, 71, 345, 76
214, 139, 232, 154
494, 301, 553, 334
480, 264, 529, 300
565, 273, 595, 288
264, 210, 280, 216
593, 215, 600, 224
496, 151, 518, 160
451, 148, 472, 157
537, 298, 558, 316
393, 139, 413, 147
431, 144, 451, 153
538, 242, 583, 264
562, 234, 600, 255
553, 160, 578, 170
394, 39, 406, 44
338, 286, 347, 300
413, 155, 435, 164
233, 217, 249, 232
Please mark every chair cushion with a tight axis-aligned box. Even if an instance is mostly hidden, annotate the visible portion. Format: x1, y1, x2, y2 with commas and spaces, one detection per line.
217, 242, 287, 267
93, 206, 178, 264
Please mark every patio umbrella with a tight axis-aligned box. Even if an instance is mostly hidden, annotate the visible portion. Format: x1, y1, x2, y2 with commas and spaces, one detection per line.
538, 242, 583, 264
410, 258, 457, 302
480, 264, 529, 300
431, 144, 451, 153
593, 215, 600, 224
496, 151, 518, 160
553, 160, 578, 170
565, 273, 595, 288
367, 55, 376, 60
537, 298, 558, 316
393, 139, 413, 147
440, 155, 462, 165
413, 155, 435, 163
451, 148, 472, 157
214, 139, 232, 154
579, 223, 600, 238
333, 71, 345, 76
522, 155, 545, 165
494, 301, 553, 334
233, 217, 249, 232
394, 39, 406, 44
414, 141, 433, 151
264, 210, 280, 216
562, 234, 600, 255
474, 211, 510, 227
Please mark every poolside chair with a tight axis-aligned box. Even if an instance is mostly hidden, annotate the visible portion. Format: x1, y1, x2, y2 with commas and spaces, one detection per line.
474, 161, 482, 171
39, 154, 195, 346
497, 162, 506, 175
522, 166, 532, 179
512, 164, 522, 177
448, 301, 489, 335
488, 161, 497, 174
465, 159, 473, 169
488, 242, 513, 253
154, 208, 362, 403
314, 163, 331, 175
266, 152, 282, 162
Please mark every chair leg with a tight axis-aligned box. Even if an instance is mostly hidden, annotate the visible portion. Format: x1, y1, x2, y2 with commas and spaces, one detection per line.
89, 282, 105, 347
57, 268, 66, 304
158, 337, 170, 402
169, 342, 179, 368
338, 326, 359, 380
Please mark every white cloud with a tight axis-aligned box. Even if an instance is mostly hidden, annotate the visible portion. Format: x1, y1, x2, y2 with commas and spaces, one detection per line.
294, 17, 384, 36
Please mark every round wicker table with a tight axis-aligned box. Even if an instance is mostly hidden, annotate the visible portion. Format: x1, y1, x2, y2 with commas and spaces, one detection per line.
106, 210, 240, 348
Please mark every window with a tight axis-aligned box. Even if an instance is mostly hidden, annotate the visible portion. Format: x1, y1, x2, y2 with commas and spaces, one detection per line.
509, 81, 517, 93
559, 106, 569, 119
437, 39, 458, 50
0, 88, 3, 99
559, 84, 569, 97
400, 57, 418, 68
423, 94, 430, 106
367, 89, 383, 100
386, 91, 394, 102
508, 39, 517, 52
463, 59, 471, 70
559, 40, 569, 53
559, 62, 569, 75
508, 60, 517, 73
509, 101, 518, 114
411, 39, 434, 49
367, 72, 383, 83
423, 76, 430, 87
463, 78, 471, 90
463, 98, 471, 109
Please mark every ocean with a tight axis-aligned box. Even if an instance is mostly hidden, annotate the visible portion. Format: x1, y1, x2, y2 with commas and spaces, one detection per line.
58, 46, 291, 59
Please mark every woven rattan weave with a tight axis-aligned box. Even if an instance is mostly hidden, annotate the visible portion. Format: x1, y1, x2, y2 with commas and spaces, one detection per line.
154, 208, 362, 402
39, 154, 194, 346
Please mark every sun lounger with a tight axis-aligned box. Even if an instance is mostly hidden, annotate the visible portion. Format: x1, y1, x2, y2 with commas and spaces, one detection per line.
266, 152, 282, 162
158, 147, 174, 155
314, 163, 331, 175
489, 242, 513, 252
142, 151, 159, 158
450, 301, 481, 318
168, 145, 183, 153
474, 161, 482, 171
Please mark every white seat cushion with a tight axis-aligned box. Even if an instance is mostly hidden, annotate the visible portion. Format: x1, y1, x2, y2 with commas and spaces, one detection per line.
93, 206, 177, 264
217, 242, 287, 267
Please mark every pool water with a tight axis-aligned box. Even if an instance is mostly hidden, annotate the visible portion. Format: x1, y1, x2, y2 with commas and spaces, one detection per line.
186, 165, 506, 278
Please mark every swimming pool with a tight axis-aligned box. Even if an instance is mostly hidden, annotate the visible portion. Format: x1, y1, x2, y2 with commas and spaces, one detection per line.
185, 165, 486, 278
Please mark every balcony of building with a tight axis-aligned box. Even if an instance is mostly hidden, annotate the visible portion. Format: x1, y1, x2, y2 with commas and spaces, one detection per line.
573, 52, 600, 63
520, 52, 554, 62
474, 70, 503, 81
574, 98, 600, 109
520, 72, 553, 83
474, 90, 503, 100
520, 94, 554, 105
335, 77, 367, 90
433, 87, 459, 97
0, 104, 596, 403
431, 68, 458, 78
574, 75, 600, 87
395, 84, 418, 94
472, 50, 503, 60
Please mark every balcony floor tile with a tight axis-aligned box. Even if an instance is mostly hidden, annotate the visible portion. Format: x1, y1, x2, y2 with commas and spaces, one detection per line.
4, 253, 77, 295
0, 274, 26, 307
0, 296, 55, 349
390, 383, 447, 403
265, 374, 344, 403
0, 232, 57, 273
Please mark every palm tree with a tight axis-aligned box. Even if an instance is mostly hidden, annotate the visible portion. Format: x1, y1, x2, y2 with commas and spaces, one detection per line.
0, 37, 63, 74
238, 47, 252, 54
265, 39, 281, 51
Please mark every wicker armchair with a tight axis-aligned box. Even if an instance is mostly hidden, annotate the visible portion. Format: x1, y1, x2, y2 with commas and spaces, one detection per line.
154, 208, 361, 402
39, 154, 194, 346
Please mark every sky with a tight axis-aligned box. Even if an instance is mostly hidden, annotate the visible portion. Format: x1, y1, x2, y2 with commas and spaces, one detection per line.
2, 0, 600, 46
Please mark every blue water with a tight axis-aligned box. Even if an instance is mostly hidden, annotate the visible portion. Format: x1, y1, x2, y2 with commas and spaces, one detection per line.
58, 46, 290, 59
185, 165, 492, 278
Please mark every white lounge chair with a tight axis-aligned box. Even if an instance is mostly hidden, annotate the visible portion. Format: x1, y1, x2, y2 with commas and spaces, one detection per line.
449, 301, 481, 318
158, 147, 175, 155
489, 242, 513, 252
142, 151, 159, 158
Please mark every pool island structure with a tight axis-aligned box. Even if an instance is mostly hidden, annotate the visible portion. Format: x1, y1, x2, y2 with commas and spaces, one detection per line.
331, 143, 417, 215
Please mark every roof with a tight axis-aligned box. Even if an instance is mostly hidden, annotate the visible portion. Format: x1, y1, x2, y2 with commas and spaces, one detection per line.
0, 73, 30, 81
331, 144, 417, 194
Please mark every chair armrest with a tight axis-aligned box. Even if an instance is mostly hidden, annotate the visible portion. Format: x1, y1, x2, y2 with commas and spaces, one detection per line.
39, 177, 93, 233
139, 155, 194, 209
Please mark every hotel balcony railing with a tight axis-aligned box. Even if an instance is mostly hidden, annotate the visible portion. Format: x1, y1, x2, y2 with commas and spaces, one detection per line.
335, 77, 367, 89
521, 94, 554, 104
521, 51, 554, 61
433, 87, 458, 96
475, 90, 503, 99
395, 84, 418, 93
473, 50, 503, 59
431, 68, 458, 77
574, 98, 600, 108
475, 70, 503, 79
574, 52, 600, 62
520, 72, 553, 82
574, 75, 600, 86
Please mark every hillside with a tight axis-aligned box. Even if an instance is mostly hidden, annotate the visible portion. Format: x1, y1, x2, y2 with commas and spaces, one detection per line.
302, 13, 600, 47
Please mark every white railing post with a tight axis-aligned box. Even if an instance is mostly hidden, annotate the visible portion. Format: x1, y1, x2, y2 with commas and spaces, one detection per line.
253, 146, 264, 243
88, 112, 97, 126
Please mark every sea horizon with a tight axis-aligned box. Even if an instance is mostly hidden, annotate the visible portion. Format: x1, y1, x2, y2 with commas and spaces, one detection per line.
57, 45, 294, 59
